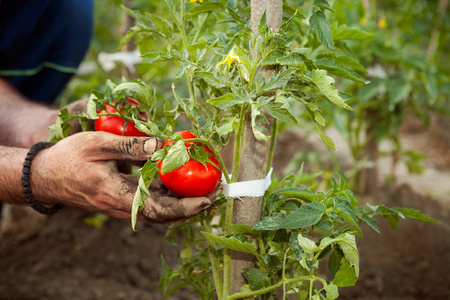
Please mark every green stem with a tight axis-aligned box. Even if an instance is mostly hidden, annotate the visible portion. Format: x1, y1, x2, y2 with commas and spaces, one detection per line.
200, 216, 224, 300
266, 118, 277, 174
193, 12, 211, 44
282, 248, 290, 300
227, 275, 320, 300
231, 104, 249, 182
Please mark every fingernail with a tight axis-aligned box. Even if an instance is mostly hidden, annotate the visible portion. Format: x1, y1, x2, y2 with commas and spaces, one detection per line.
143, 138, 158, 156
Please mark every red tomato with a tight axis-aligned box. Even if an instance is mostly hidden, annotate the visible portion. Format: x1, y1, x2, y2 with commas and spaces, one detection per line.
95, 97, 148, 136
158, 131, 222, 198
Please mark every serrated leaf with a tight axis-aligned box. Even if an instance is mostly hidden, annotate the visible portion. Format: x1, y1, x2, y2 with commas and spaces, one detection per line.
309, 10, 333, 49
207, 93, 245, 108
243, 268, 270, 290
297, 235, 320, 254
131, 161, 158, 230
87, 94, 99, 119
316, 124, 336, 150
143, 52, 161, 64
266, 101, 297, 124
160, 140, 190, 174
276, 188, 317, 202
176, 62, 189, 78
321, 233, 359, 278
312, 69, 353, 111
202, 232, 257, 255
395, 208, 441, 224
262, 69, 296, 92
253, 212, 286, 230
251, 105, 270, 141
279, 202, 327, 229
316, 58, 369, 84
197, 71, 228, 88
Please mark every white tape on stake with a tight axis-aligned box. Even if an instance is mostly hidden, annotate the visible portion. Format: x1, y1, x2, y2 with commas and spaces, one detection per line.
222, 168, 273, 198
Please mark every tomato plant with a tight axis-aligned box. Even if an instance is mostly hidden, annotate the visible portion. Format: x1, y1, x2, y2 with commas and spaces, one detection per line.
95, 97, 149, 136
158, 131, 222, 198
49, 0, 444, 299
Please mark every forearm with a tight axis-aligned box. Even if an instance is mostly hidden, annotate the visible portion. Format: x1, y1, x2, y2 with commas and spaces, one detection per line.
0, 78, 58, 148
0, 145, 29, 204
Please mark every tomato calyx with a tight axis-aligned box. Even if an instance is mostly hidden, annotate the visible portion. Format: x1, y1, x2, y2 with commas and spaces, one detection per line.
155, 131, 222, 198
153, 132, 220, 175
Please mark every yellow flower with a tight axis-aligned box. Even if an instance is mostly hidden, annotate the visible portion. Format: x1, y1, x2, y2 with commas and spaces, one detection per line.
218, 49, 244, 69
189, 0, 203, 3
378, 18, 387, 29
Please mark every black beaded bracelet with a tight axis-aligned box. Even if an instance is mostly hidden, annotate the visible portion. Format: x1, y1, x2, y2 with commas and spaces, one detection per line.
21, 141, 63, 215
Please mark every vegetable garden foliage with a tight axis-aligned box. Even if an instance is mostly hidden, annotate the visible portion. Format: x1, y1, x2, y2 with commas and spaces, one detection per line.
49, 0, 442, 299
325, 0, 450, 188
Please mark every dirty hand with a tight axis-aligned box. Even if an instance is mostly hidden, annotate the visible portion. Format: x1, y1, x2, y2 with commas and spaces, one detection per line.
30, 131, 218, 224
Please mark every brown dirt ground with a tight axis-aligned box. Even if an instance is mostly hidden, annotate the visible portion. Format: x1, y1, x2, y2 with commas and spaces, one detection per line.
1, 114, 449, 300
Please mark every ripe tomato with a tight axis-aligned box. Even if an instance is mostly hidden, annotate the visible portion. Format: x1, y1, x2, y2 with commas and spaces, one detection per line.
158, 131, 222, 198
95, 97, 148, 136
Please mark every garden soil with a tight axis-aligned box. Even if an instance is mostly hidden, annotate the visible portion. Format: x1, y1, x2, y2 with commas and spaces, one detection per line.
1, 115, 449, 300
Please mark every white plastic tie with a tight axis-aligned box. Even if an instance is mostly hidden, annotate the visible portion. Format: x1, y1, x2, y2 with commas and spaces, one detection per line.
221, 168, 273, 198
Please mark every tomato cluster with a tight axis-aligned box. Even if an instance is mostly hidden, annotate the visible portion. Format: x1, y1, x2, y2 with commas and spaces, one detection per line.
158, 131, 222, 198
95, 97, 148, 136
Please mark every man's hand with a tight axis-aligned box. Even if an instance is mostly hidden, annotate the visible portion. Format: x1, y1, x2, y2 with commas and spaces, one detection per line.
30, 131, 219, 224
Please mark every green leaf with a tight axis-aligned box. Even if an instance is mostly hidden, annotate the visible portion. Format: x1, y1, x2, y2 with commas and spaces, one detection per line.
262, 69, 296, 92
142, 52, 161, 64
325, 282, 339, 300
201, 232, 257, 255
276, 53, 307, 70
266, 101, 298, 124
359, 210, 380, 233
332, 24, 373, 40
297, 234, 320, 254
316, 124, 336, 150
312, 69, 353, 111
197, 71, 228, 88
276, 188, 317, 202
251, 105, 270, 141
309, 10, 333, 49
160, 140, 190, 174
131, 161, 158, 231
279, 202, 327, 229
185, 3, 223, 18
388, 77, 412, 107
328, 250, 343, 278
315, 58, 369, 84
314, 0, 334, 12
395, 208, 441, 224
321, 233, 359, 279
242, 268, 270, 290
86, 93, 99, 119
253, 212, 286, 230
207, 93, 245, 108
333, 258, 358, 287
227, 6, 245, 25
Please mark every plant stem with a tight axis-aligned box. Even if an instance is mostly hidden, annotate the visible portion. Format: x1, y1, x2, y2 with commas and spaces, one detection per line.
227, 275, 318, 300
200, 216, 224, 300
231, 104, 249, 182
266, 118, 277, 174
